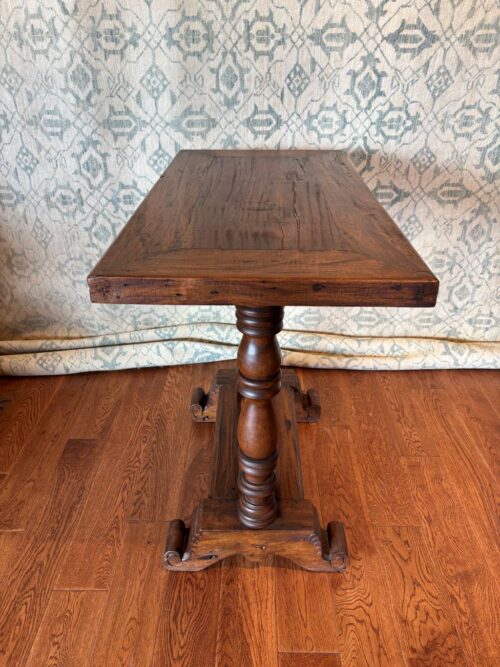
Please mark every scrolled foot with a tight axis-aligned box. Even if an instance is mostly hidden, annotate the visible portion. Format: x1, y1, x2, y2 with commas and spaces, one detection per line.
282, 370, 321, 423
296, 388, 321, 423
327, 521, 349, 572
163, 500, 349, 573
190, 385, 218, 422
164, 519, 187, 567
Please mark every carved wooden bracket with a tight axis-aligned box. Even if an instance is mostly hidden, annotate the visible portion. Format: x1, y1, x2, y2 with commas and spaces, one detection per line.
164, 499, 348, 572
190, 369, 320, 424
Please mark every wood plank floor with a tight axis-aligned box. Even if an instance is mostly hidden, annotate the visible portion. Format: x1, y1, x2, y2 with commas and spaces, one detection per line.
0, 363, 498, 666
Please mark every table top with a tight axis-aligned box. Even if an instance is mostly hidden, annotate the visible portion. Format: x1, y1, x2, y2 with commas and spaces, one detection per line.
88, 150, 438, 307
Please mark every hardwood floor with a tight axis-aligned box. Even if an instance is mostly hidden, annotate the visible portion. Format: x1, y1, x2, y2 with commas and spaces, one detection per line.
0, 364, 498, 666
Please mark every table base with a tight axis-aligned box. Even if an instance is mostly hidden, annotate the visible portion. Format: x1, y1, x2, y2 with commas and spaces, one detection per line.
164, 368, 349, 573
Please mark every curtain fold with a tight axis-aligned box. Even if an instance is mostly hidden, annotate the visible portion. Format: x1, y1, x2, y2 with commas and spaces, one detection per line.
1, 326, 497, 375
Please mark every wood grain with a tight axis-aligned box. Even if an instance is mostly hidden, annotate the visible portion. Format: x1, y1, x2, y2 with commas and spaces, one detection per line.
0, 439, 101, 665
236, 306, 283, 529
88, 150, 438, 307
405, 373, 499, 575
276, 558, 339, 654
152, 368, 221, 667
127, 365, 193, 521
375, 369, 499, 663
275, 378, 339, 654
402, 456, 499, 663
153, 567, 221, 667
209, 370, 238, 500
0, 371, 122, 531
0, 532, 23, 577
216, 560, 277, 667
0, 365, 497, 666
375, 525, 466, 666
279, 654, 341, 667
374, 372, 434, 457
321, 433, 403, 667
338, 371, 420, 526
163, 362, 344, 573
307, 370, 405, 666
26, 590, 107, 667
275, 375, 304, 500
442, 370, 499, 475
0, 374, 92, 530
177, 422, 213, 516
92, 521, 167, 666
0, 376, 62, 473
55, 369, 165, 590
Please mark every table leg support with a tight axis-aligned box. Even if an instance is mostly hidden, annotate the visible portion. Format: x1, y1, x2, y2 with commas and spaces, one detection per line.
164, 305, 349, 573
235, 305, 283, 529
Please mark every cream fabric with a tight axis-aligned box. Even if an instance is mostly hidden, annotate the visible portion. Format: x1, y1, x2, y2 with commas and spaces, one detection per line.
0, 1, 498, 374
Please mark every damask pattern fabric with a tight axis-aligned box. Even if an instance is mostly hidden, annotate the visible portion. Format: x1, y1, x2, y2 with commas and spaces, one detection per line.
0, 0, 498, 375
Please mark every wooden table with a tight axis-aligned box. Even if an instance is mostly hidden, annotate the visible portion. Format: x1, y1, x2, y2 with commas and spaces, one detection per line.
88, 150, 439, 572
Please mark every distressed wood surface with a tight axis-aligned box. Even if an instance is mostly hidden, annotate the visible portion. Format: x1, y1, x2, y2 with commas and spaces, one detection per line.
0, 365, 497, 665
88, 150, 438, 307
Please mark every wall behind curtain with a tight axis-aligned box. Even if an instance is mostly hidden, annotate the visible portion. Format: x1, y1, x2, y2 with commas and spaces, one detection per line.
0, 0, 498, 375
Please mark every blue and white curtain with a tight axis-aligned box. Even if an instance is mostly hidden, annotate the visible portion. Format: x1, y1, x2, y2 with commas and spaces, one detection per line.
0, 1, 498, 374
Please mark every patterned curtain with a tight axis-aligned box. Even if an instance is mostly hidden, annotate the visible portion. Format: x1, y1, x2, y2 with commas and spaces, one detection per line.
0, 1, 498, 375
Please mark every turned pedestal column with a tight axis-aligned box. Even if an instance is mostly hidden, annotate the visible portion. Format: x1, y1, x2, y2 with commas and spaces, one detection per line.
236, 306, 283, 529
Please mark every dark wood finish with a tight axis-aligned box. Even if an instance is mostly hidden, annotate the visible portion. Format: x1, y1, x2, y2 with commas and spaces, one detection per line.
171, 300, 344, 570
191, 367, 320, 424
274, 370, 304, 499
164, 367, 348, 572
205, 368, 312, 502
86, 149, 439, 574
164, 498, 345, 573
0, 366, 498, 665
209, 369, 239, 499
190, 377, 219, 422
205, 367, 308, 499
88, 150, 438, 307
236, 305, 283, 528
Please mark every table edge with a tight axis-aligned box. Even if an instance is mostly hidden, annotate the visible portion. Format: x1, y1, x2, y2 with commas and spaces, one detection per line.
87, 273, 439, 307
